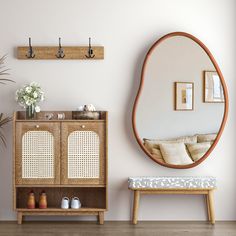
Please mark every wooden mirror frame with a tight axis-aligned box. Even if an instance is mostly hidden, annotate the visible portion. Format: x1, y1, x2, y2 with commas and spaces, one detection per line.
132, 32, 229, 169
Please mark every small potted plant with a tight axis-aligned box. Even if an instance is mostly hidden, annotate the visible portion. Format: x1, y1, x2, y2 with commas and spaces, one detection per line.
15, 82, 44, 119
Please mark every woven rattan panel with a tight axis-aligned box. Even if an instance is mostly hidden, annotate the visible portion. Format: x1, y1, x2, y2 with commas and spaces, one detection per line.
22, 131, 54, 179
68, 131, 99, 179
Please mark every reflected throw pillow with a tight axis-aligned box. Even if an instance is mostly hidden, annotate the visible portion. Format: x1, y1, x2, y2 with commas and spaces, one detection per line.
151, 147, 165, 163
159, 143, 193, 165
197, 133, 217, 143
187, 142, 211, 162
143, 135, 197, 151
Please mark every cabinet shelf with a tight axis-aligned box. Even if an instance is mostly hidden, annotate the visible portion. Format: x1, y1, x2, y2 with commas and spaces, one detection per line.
16, 187, 106, 210
16, 184, 106, 188
17, 207, 106, 212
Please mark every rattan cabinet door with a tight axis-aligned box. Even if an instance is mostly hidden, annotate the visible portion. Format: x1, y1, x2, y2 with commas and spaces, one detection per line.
61, 122, 106, 185
15, 122, 60, 185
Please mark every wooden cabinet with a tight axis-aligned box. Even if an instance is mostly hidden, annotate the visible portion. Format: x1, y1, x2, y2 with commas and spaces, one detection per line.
13, 111, 108, 224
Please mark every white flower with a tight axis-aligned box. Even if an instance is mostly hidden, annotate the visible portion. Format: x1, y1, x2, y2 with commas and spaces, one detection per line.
33, 91, 38, 98
15, 82, 44, 108
30, 82, 39, 87
25, 86, 32, 93
25, 100, 32, 106
35, 106, 41, 113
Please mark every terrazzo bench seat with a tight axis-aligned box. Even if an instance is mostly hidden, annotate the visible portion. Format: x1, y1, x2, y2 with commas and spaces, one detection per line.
128, 176, 216, 225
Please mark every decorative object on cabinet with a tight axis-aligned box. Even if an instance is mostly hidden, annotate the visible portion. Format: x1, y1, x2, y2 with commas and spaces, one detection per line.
132, 32, 228, 169
83, 104, 96, 112
174, 82, 194, 111
15, 82, 44, 119
13, 111, 108, 224
204, 71, 224, 103
74, 104, 100, 120
57, 112, 65, 120
128, 176, 216, 225
17, 38, 104, 60
72, 111, 100, 120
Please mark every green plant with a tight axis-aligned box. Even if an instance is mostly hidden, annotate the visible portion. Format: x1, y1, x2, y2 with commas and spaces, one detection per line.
0, 113, 12, 147
0, 55, 15, 147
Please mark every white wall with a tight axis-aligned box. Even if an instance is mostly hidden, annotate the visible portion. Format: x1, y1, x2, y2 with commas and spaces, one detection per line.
0, 0, 235, 221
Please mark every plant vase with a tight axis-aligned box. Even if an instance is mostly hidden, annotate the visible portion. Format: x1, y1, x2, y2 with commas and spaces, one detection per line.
26, 105, 35, 119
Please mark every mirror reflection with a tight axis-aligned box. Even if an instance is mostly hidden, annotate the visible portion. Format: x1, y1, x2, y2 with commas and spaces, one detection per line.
136, 36, 225, 166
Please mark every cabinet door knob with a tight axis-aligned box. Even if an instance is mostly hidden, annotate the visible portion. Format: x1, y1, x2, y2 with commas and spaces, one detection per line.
81, 125, 85, 128
35, 125, 40, 128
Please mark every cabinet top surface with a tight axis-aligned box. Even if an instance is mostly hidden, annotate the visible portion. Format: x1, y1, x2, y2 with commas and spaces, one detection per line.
14, 111, 107, 121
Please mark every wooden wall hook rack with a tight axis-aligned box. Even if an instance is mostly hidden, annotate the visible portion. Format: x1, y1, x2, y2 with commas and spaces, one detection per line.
17, 37, 104, 60
17, 46, 104, 60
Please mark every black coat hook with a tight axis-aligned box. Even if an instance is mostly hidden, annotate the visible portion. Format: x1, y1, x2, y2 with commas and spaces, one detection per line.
85, 37, 95, 58
56, 37, 65, 58
26, 37, 35, 58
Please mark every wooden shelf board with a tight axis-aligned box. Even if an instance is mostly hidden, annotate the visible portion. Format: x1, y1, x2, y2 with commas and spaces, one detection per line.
16, 184, 106, 188
17, 207, 106, 212
15, 120, 106, 123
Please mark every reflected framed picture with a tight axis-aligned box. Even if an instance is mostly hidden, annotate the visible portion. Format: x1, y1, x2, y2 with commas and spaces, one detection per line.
175, 82, 194, 111
204, 71, 224, 103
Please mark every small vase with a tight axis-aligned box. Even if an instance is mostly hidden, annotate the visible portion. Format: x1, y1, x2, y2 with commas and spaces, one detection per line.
26, 105, 35, 119
39, 191, 47, 209
27, 190, 36, 209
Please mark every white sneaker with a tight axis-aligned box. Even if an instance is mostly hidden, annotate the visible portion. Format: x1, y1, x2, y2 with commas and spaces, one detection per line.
61, 197, 70, 209
71, 197, 81, 209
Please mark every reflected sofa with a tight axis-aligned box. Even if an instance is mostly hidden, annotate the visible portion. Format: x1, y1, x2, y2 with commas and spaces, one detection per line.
143, 133, 217, 165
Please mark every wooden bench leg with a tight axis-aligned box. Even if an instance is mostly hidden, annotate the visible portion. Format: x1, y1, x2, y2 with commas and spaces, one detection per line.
98, 212, 104, 225
17, 212, 23, 225
132, 190, 140, 225
207, 190, 215, 224
205, 194, 211, 221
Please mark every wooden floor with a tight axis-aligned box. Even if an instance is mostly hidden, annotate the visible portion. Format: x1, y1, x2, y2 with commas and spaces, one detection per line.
0, 221, 235, 236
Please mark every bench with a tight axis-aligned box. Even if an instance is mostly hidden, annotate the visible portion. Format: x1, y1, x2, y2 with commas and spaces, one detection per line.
128, 176, 216, 224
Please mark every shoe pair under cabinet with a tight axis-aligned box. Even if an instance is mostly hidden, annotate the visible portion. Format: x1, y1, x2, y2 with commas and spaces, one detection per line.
13, 111, 108, 224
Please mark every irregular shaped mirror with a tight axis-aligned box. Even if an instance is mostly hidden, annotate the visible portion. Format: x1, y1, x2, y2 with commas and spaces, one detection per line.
132, 32, 228, 169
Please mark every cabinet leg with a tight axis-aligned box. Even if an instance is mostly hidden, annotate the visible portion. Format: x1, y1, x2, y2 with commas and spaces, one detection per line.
132, 190, 140, 225
208, 190, 215, 224
98, 212, 104, 225
17, 212, 23, 225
